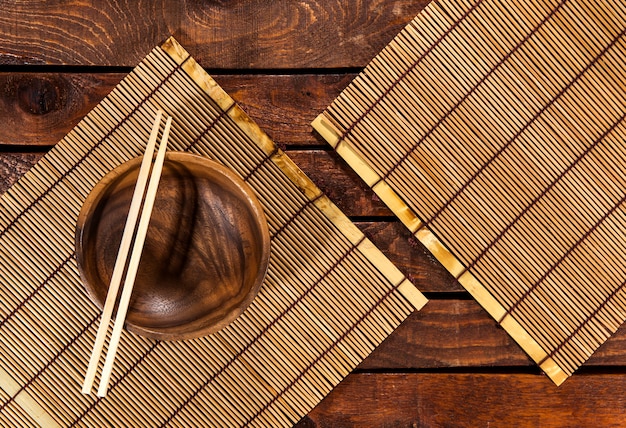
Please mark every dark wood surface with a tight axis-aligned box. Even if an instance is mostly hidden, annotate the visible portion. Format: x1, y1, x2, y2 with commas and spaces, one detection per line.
1, 1, 624, 426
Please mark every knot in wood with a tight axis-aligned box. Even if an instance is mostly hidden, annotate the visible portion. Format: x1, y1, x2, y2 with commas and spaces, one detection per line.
18, 76, 64, 115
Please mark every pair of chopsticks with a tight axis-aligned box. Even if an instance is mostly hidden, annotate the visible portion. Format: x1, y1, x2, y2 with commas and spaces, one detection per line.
82, 110, 172, 397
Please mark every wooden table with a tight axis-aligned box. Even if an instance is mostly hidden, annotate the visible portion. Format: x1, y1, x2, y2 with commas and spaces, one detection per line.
1, 1, 625, 426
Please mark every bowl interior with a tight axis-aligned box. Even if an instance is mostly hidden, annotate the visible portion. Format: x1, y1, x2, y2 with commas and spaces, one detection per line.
76, 152, 270, 340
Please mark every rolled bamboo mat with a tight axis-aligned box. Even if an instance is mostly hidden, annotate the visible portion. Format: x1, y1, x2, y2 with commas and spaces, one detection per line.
0, 37, 426, 427
313, 0, 625, 385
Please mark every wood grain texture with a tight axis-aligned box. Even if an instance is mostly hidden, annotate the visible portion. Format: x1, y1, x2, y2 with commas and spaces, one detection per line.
361, 299, 626, 370
76, 152, 270, 340
0, 73, 354, 146
0, 74, 123, 146
290, 150, 394, 217
0, 152, 44, 193
218, 74, 356, 145
358, 221, 460, 292
300, 373, 626, 427
361, 299, 531, 369
0, 0, 428, 68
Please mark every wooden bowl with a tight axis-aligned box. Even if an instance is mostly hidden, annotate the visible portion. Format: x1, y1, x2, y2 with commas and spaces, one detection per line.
75, 152, 270, 340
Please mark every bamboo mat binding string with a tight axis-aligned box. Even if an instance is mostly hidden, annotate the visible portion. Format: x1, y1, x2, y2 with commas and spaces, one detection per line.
0, 37, 426, 427
313, 0, 626, 385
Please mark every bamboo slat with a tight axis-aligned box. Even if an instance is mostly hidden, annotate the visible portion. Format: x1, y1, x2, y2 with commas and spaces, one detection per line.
0, 37, 427, 426
313, 0, 626, 385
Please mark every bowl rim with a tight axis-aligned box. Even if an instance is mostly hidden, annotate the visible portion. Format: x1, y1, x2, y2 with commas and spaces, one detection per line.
75, 151, 271, 340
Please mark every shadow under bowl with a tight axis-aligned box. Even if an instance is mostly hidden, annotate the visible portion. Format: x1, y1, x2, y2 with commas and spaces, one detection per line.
75, 152, 270, 340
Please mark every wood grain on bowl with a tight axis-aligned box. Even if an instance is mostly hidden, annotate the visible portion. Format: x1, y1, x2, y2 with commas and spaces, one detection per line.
75, 152, 270, 340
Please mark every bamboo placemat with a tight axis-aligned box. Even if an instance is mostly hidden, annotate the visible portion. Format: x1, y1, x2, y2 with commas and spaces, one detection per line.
313, 0, 625, 385
0, 37, 426, 427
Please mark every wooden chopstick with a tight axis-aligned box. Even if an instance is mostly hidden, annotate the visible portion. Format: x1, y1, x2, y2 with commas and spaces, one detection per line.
96, 115, 172, 397
82, 110, 164, 395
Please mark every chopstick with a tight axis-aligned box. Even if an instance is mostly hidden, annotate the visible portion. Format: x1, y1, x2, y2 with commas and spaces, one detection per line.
81, 112, 173, 396
82, 110, 164, 395
96, 115, 172, 397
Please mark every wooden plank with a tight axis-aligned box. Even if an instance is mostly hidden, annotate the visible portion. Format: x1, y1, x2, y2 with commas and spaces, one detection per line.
0, 73, 123, 146
0, 0, 428, 68
0, 149, 395, 216
290, 151, 394, 217
0, 73, 355, 146
362, 299, 626, 370
218, 74, 356, 145
300, 373, 626, 427
358, 221, 460, 292
1, 5, 623, 426
361, 299, 531, 369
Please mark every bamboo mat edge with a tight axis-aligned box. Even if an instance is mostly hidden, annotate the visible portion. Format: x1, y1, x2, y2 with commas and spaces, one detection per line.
0, 367, 60, 427
161, 36, 427, 312
312, 113, 567, 386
